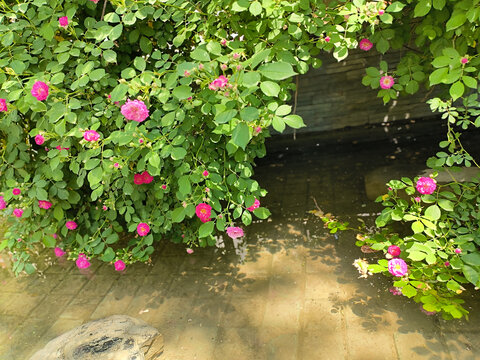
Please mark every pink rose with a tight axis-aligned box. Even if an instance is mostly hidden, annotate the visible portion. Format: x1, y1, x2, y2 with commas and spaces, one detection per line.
38, 200, 52, 209
121, 99, 149, 122
388, 258, 408, 277
35, 134, 45, 145
202, 170, 209, 177
416, 177, 436, 195
66, 221, 77, 230
59, 16, 68, 28
358, 38, 373, 51
195, 203, 212, 223
13, 208, 23, 218
226, 226, 244, 239
461, 57, 468, 64
380, 76, 395, 89
114, 260, 126, 271
247, 199, 260, 212
12, 188, 21, 196
186, 248, 194, 254
54, 247, 66, 257
83, 130, 100, 142
388, 245, 401, 257
137, 222, 150, 236
0, 98, 7, 112
31, 81, 49, 101
0, 196, 6, 210
76, 253, 91, 269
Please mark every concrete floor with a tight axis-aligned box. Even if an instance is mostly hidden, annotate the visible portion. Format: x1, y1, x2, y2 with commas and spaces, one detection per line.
1, 122, 480, 359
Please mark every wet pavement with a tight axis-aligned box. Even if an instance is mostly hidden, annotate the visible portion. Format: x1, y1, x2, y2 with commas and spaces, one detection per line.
1, 119, 480, 359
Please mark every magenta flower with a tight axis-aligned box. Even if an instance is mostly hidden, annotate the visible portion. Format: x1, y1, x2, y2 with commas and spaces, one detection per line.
83, 130, 100, 142
35, 134, 45, 145
389, 287, 403, 296
161, 184, 167, 190
59, 16, 68, 28
102, 205, 107, 211
416, 177, 436, 195
13, 208, 23, 218
38, 200, 52, 209
55, 145, 69, 151
66, 221, 77, 230
233, 53, 240, 59
52, 233, 58, 239
0, 196, 6, 210
445, 261, 450, 267
141, 171, 153, 184
186, 248, 194, 254
455, 248, 462, 254
203, 170, 209, 177
388, 245, 401, 257
388, 258, 408, 277
114, 162, 120, 168
461, 57, 468, 64
121, 99, 149, 122
220, 39, 227, 46
255, 127, 262, 133
137, 222, 150, 236
378, 9, 385, 15
114, 260, 126, 271
359, 38, 373, 51
414, 197, 421, 202
226, 226, 244, 239
54, 247, 66, 257
209, 75, 229, 90
184, 70, 190, 77
380, 76, 395, 89
325, 36, 331, 42
134, 174, 144, 185
195, 203, 212, 223
0, 98, 7, 112
247, 198, 260, 212
12, 188, 21, 196
76, 254, 91, 269
31, 81, 49, 101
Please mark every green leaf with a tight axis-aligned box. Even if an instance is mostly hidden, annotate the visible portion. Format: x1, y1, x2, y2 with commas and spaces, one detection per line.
173, 85, 193, 100
178, 175, 191, 194
253, 207, 271, 219
432, 0, 445, 10
110, 83, 128, 102
110, 24, 123, 41
424, 205, 441, 221
171, 147, 187, 160
438, 199, 454, 211
402, 284, 418, 298
258, 62, 297, 80
272, 116, 285, 132
408, 251, 427, 261
414, 0, 432, 17
462, 265, 479, 285
249, 1, 262, 16
462, 76, 477, 89
240, 107, 259, 121
101, 247, 115, 262
245, 49, 271, 69
191, 48, 210, 62
449, 81, 464, 101
386, 1, 406, 12
90, 69, 105, 81
412, 221, 424, 233
275, 105, 292, 116
429, 67, 448, 85
103, 50, 117, 63
260, 81, 280, 97
134, 57, 147, 71
42, 236, 56, 248
446, 13, 467, 32
199, 221, 214, 238
283, 115, 305, 129
215, 109, 238, 124
88, 167, 103, 187
206, 41, 222, 55
53, 205, 64, 221
171, 207, 185, 223
232, 123, 250, 150
462, 253, 480, 266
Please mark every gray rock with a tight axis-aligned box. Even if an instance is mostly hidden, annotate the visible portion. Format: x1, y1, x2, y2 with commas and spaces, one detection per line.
29, 315, 163, 360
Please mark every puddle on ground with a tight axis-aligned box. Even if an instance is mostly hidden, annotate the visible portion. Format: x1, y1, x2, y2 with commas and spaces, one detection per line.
2, 121, 480, 359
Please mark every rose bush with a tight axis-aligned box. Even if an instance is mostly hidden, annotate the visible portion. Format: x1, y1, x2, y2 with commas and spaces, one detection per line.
0, 0, 479, 298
